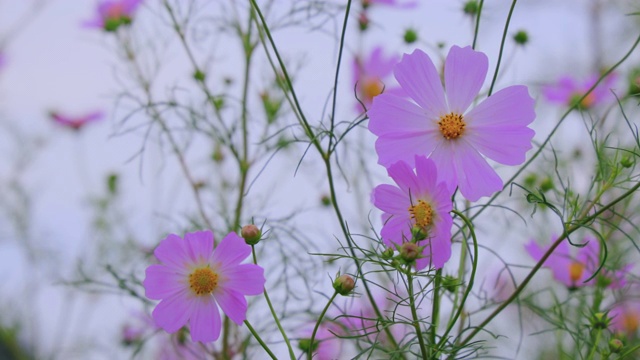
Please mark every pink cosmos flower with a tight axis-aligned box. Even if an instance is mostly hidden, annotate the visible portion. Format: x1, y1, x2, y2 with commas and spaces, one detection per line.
542, 73, 618, 110
368, 46, 536, 201
353, 47, 401, 112
525, 236, 627, 289
610, 301, 640, 337
371, 155, 453, 269
83, 0, 143, 31
143, 230, 266, 342
49, 111, 104, 131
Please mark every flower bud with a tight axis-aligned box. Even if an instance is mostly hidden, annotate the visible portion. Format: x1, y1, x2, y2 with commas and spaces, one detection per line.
411, 225, 427, 241
381, 247, 394, 260
241, 224, 262, 245
591, 312, 609, 330
358, 12, 369, 31
609, 338, 623, 353
620, 155, 634, 169
540, 177, 553, 192
333, 274, 355, 296
193, 70, 206, 82
513, 30, 529, 45
107, 173, 119, 195
403, 28, 418, 44
320, 195, 332, 207
298, 338, 319, 353
400, 242, 422, 263
463, 1, 478, 16
442, 275, 458, 293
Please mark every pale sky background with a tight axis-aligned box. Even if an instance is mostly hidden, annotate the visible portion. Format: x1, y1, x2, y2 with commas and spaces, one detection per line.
1, 0, 639, 359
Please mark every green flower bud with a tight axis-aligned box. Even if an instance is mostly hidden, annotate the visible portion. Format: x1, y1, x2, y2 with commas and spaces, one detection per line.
442, 275, 458, 293
403, 28, 418, 44
463, 1, 479, 16
411, 225, 428, 241
513, 30, 529, 45
320, 195, 332, 207
399, 242, 422, 263
620, 155, 634, 168
298, 338, 319, 353
381, 247, 394, 260
241, 224, 262, 245
609, 338, 623, 353
540, 177, 553, 192
107, 173, 119, 195
333, 274, 355, 296
193, 70, 206, 82
591, 312, 609, 330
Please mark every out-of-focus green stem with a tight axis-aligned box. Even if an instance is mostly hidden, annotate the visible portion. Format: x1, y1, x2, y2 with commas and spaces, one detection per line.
308, 291, 338, 360
244, 320, 278, 360
407, 273, 428, 360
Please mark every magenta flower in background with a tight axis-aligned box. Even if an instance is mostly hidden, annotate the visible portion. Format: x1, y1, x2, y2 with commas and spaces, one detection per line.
610, 302, 640, 337
371, 155, 453, 269
525, 236, 627, 289
49, 111, 104, 131
368, 46, 536, 201
143, 230, 265, 342
300, 322, 343, 360
542, 73, 617, 109
353, 46, 400, 112
83, 0, 143, 31
363, 0, 418, 8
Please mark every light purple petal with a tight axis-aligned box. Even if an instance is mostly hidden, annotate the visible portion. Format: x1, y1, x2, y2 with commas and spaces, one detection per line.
211, 232, 251, 270
466, 126, 534, 165
372, 184, 409, 214
189, 297, 222, 342
368, 94, 436, 135
444, 46, 488, 113
374, 131, 440, 168
394, 49, 448, 119
428, 142, 458, 193
123, 0, 144, 12
221, 264, 265, 295
387, 160, 422, 196
214, 288, 248, 325
452, 141, 503, 201
154, 234, 192, 272
184, 230, 214, 264
466, 85, 535, 128
152, 290, 194, 333
414, 156, 439, 194
380, 213, 412, 247
542, 76, 577, 103
144, 264, 186, 300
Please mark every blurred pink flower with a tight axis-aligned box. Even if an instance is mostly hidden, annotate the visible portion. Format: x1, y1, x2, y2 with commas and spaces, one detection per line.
542, 73, 618, 109
49, 111, 104, 131
525, 236, 628, 289
368, 46, 536, 201
143, 230, 265, 342
610, 301, 640, 337
300, 322, 343, 360
353, 46, 401, 112
372, 156, 452, 270
83, 0, 143, 31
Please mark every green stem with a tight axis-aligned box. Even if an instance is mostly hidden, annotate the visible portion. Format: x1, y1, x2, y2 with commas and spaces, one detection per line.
471, 0, 485, 49
308, 291, 339, 360
252, 247, 296, 360
407, 273, 428, 360
586, 328, 602, 360
487, 0, 518, 96
430, 270, 442, 349
244, 320, 278, 360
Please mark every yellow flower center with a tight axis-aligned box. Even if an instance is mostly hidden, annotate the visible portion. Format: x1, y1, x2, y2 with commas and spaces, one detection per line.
361, 77, 383, 103
568, 261, 585, 284
623, 311, 640, 334
408, 200, 433, 228
189, 267, 219, 296
438, 112, 466, 139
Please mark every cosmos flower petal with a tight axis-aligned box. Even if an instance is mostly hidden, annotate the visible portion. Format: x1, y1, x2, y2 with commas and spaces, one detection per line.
222, 264, 265, 295
467, 126, 534, 165
144, 264, 185, 300
428, 141, 458, 193
215, 288, 248, 325
444, 45, 488, 113
466, 85, 535, 128
184, 230, 214, 263
189, 297, 222, 342
368, 94, 437, 135
152, 290, 195, 333
380, 213, 411, 247
393, 49, 448, 119
374, 131, 439, 168
453, 141, 503, 201
372, 184, 409, 214
211, 232, 251, 269
154, 234, 192, 272
526, 239, 572, 287
414, 155, 440, 193
542, 76, 577, 102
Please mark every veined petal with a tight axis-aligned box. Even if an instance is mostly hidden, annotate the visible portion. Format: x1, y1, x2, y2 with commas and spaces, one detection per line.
211, 232, 251, 269
394, 49, 448, 119
414, 156, 439, 194
152, 290, 194, 333
372, 184, 409, 214
144, 265, 185, 300
542, 76, 577, 103
368, 94, 434, 135
154, 234, 192, 272
214, 288, 248, 325
444, 46, 488, 113
380, 213, 412, 247
375, 131, 440, 168
465, 85, 535, 128
428, 141, 458, 193
221, 264, 265, 296
184, 230, 214, 264
453, 141, 503, 201
466, 126, 534, 165
189, 296, 222, 342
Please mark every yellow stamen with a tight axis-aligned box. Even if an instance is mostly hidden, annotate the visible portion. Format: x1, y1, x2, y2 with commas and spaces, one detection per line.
361, 78, 383, 102
568, 262, 585, 284
623, 311, 640, 334
408, 199, 433, 228
189, 267, 218, 296
438, 112, 466, 139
